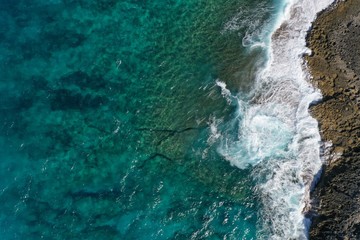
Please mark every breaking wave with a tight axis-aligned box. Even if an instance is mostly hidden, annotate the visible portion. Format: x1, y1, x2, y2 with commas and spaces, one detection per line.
217, 0, 334, 238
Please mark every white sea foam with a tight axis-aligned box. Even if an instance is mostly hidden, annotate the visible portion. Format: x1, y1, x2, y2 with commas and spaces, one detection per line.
216, 80, 235, 105
221, 2, 275, 49
217, 0, 334, 238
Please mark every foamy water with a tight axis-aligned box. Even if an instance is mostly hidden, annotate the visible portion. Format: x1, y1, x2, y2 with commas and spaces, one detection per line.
217, 0, 334, 238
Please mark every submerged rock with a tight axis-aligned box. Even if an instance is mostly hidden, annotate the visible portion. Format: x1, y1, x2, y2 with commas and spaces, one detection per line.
50, 89, 108, 110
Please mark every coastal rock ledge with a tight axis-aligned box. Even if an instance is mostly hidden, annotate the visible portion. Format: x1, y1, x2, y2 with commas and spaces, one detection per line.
305, 0, 360, 239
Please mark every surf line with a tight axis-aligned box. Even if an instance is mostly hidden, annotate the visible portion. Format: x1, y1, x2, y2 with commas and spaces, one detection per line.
216, 0, 334, 239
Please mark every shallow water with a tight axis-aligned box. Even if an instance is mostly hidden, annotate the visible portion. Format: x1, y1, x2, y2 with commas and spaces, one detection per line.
0, 0, 333, 239
0, 0, 280, 239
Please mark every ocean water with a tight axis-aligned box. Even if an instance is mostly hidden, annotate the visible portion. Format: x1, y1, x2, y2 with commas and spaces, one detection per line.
0, 0, 332, 239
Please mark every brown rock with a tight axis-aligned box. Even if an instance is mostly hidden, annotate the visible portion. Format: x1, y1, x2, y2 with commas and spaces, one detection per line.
306, 0, 360, 239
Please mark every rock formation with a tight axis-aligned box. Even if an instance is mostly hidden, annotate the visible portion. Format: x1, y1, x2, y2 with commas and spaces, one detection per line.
306, 0, 360, 238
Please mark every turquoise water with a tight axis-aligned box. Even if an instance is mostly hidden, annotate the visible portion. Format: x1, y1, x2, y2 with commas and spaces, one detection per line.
0, 0, 282, 239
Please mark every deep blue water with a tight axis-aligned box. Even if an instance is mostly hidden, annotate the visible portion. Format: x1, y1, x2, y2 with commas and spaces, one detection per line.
0, 0, 282, 239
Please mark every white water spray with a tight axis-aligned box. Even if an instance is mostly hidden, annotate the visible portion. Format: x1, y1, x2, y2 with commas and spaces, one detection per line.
217, 0, 334, 238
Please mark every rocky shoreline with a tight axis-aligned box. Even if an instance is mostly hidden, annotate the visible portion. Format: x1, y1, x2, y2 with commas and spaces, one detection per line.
305, 0, 360, 238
